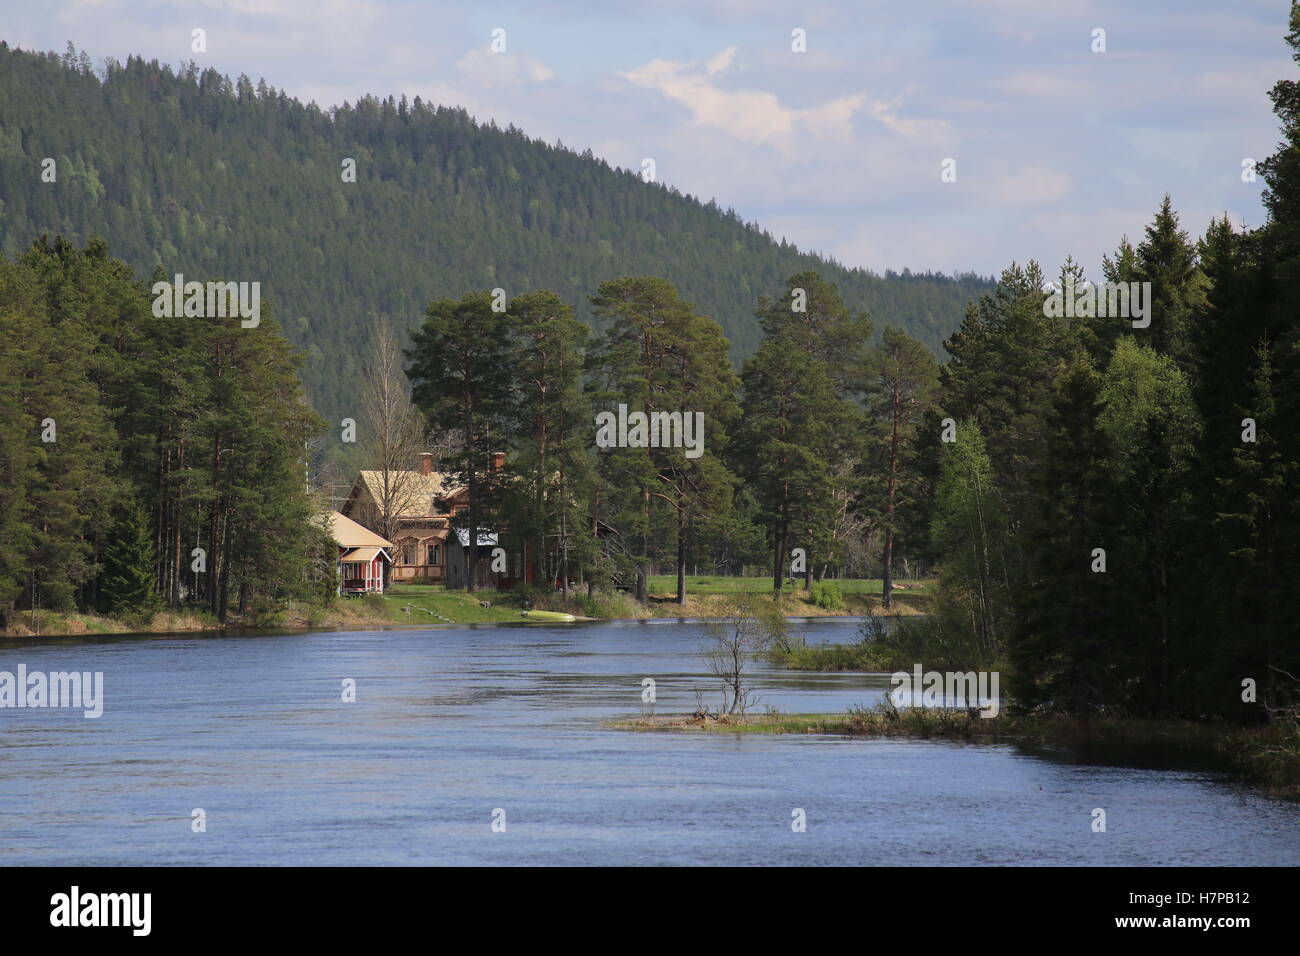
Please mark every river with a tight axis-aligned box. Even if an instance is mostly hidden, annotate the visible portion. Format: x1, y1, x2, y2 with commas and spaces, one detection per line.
1, 617, 1297, 865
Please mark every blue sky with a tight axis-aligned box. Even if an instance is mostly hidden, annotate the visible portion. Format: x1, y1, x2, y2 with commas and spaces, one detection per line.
1, 0, 1291, 277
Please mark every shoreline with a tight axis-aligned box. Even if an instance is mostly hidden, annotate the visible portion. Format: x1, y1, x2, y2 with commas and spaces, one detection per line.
614, 710, 1300, 802
0, 607, 895, 639
1, 583, 929, 639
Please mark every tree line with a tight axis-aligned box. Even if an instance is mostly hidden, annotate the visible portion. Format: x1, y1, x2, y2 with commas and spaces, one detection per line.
0, 236, 329, 630
6, 190, 1297, 723
402, 271, 940, 610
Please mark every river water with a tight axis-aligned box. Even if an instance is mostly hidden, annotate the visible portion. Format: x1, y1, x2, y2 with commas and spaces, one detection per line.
1, 617, 1297, 865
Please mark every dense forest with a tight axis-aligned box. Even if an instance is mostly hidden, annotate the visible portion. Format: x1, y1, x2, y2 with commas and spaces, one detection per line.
0, 236, 330, 629
0, 41, 991, 427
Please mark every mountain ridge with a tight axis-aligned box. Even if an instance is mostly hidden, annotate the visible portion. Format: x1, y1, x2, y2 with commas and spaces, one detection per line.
0, 41, 994, 422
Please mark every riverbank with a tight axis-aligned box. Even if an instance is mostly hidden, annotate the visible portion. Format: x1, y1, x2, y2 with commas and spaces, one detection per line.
1, 578, 933, 637
0, 600, 401, 638
0, 590, 524, 637
616, 708, 1300, 801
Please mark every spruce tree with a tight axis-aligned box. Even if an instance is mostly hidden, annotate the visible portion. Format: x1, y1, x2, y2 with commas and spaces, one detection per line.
99, 502, 160, 620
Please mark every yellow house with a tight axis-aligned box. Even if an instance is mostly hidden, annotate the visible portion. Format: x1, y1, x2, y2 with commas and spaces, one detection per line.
341, 453, 470, 582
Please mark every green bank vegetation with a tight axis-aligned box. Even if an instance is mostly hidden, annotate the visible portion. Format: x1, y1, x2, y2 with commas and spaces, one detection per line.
618, 702, 1300, 801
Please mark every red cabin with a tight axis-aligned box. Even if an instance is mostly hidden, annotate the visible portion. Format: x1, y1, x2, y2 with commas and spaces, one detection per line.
325, 511, 393, 595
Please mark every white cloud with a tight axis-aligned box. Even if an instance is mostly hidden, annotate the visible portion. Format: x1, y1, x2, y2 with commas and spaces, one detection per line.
456, 47, 554, 89
997, 71, 1089, 99
988, 164, 1073, 205
704, 46, 735, 75
619, 47, 947, 159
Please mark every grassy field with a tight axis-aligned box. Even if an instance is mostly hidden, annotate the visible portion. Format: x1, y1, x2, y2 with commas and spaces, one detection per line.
644, 575, 930, 596
3, 576, 934, 637
643, 575, 933, 616
380, 577, 936, 626
378, 584, 525, 624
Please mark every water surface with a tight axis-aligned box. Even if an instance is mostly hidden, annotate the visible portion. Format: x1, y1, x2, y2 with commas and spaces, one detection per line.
1, 618, 1296, 865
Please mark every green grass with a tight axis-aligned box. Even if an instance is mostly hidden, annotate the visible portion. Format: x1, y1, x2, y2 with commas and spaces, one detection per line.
644, 575, 932, 597
769, 639, 886, 671
379, 583, 528, 624
642, 575, 934, 617
376, 576, 936, 628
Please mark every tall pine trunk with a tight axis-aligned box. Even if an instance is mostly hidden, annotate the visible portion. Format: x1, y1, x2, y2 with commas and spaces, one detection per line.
675, 506, 686, 605
772, 509, 787, 598
636, 486, 648, 604
882, 384, 901, 610
465, 403, 477, 593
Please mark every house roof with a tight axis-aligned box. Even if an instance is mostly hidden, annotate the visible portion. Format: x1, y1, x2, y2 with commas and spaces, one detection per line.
339, 546, 390, 564
324, 510, 393, 549
352, 469, 465, 517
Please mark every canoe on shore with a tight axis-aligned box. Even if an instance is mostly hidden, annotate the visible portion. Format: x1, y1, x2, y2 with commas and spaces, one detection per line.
520, 610, 577, 623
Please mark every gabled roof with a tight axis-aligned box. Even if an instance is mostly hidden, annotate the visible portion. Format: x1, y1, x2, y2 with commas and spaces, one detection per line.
339, 546, 390, 564
352, 470, 464, 518
323, 510, 393, 549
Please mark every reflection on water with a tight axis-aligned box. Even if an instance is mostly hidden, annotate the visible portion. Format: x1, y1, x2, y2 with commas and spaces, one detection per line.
0, 618, 1296, 866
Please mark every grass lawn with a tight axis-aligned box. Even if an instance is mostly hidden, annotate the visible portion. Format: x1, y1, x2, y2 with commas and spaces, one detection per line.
379, 583, 527, 624
644, 575, 931, 596
375, 577, 935, 626
643, 575, 934, 615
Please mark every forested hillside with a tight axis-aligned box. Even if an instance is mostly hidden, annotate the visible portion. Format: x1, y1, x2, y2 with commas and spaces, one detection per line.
0, 42, 990, 422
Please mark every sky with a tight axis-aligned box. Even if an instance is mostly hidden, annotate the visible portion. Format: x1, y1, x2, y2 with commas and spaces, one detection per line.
0, 0, 1292, 278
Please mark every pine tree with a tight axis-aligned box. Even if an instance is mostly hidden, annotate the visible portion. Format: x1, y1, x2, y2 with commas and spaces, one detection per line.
99, 502, 160, 619
735, 335, 839, 596
1011, 359, 1126, 718
739, 273, 870, 593
503, 290, 593, 593
1097, 338, 1199, 714
586, 277, 738, 603
407, 291, 516, 591
1133, 196, 1202, 369
859, 326, 938, 608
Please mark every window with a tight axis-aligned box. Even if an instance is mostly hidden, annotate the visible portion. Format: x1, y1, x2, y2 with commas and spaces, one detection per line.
428, 544, 440, 566
402, 545, 415, 565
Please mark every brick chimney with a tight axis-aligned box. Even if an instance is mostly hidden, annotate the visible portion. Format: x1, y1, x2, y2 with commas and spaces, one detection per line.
419, 452, 433, 476
491, 451, 505, 472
